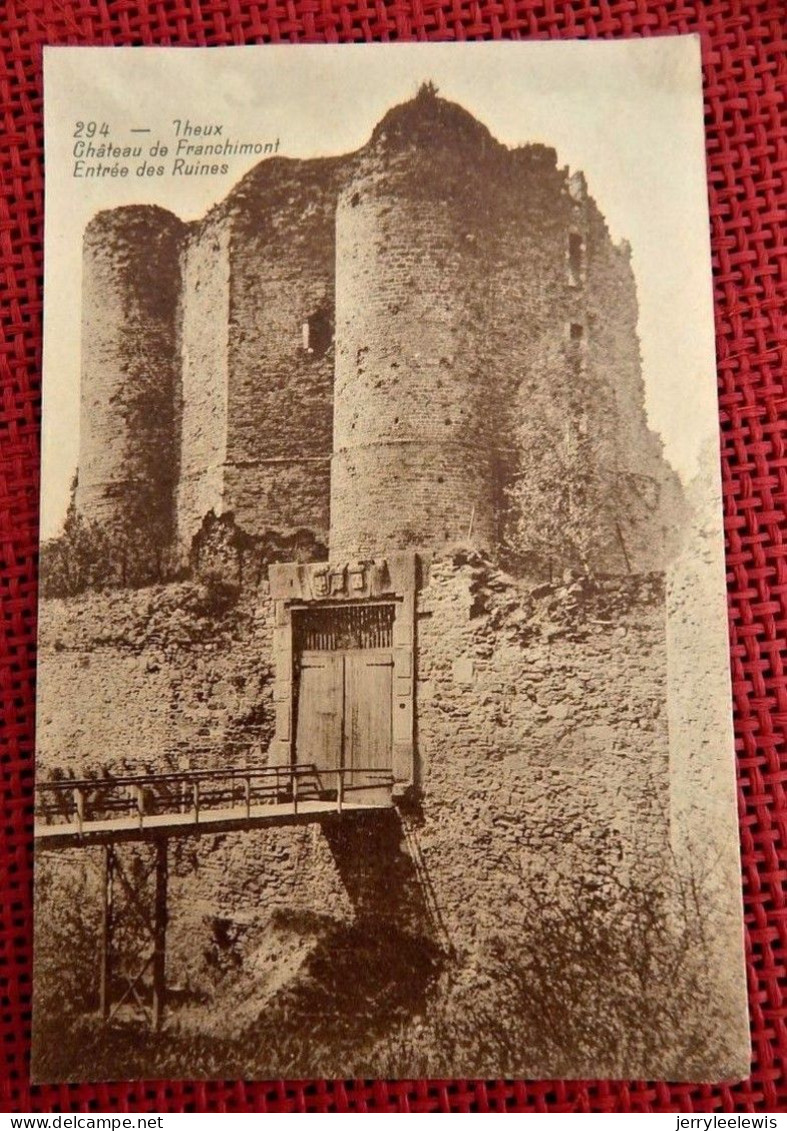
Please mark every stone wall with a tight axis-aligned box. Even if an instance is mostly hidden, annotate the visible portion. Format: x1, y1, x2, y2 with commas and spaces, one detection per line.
222, 158, 346, 543
35, 555, 679, 1077
331, 97, 505, 558
75, 92, 681, 581
330, 444, 500, 558
176, 217, 230, 551
175, 158, 346, 553
497, 162, 683, 580
665, 448, 750, 1069
327, 94, 680, 572
582, 195, 683, 573
413, 554, 671, 952
36, 581, 275, 779
490, 147, 585, 570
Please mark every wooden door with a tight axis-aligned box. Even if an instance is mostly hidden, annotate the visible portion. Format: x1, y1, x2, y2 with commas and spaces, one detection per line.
344, 651, 393, 797
293, 603, 395, 804
295, 652, 342, 794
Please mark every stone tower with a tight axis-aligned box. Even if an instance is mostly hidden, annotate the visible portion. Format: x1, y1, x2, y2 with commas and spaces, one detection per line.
330, 87, 508, 561
177, 157, 349, 554
75, 88, 681, 581
77, 206, 184, 558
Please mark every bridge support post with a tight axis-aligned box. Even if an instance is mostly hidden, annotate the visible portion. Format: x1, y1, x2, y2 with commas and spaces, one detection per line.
99, 843, 113, 1020
152, 838, 168, 1032
95, 839, 169, 1031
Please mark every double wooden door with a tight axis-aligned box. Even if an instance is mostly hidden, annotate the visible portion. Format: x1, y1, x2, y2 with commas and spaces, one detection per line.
293, 604, 395, 800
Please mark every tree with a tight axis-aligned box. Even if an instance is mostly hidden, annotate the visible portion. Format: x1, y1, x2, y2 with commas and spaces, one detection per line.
39, 477, 117, 597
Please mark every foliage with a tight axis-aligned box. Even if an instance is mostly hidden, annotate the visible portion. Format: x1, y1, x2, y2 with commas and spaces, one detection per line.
39, 475, 178, 596
502, 433, 625, 582
39, 481, 116, 597
370, 866, 733, 1080
32, 849, 733, 1081
31, 850, 103, 1077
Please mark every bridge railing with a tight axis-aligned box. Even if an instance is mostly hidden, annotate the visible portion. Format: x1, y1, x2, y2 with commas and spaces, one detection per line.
36, 763, 395, 834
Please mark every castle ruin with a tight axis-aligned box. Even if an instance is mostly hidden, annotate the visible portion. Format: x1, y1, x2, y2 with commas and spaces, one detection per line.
76, 84, 679, 578
34, 87, 700, 1080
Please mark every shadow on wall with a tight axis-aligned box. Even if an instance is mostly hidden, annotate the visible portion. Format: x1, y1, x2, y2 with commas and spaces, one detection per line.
321, 808, 450, 948
254, 906, 442, 1068
225, 811, 447, 1069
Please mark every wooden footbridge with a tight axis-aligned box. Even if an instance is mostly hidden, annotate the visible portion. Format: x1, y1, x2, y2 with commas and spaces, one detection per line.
35, 763, 394, 1030
35, 763, 393, 847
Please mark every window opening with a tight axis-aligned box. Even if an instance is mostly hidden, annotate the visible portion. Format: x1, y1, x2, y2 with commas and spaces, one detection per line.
302, 306, 333, 358
568, 232, 585, 287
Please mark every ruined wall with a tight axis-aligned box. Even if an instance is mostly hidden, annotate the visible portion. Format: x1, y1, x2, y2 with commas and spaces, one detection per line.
505, 172, 633, 577
500, 164, 682, 580
491, 147, 585, 569
36, 583, 275, 778
414, 556, 671, 944
329, 94, 679, 574
582, 195, 681, 573
175, 159, 345, 553
75, 93, 680, 582
77, 206, 184, 551
219, 158, 346, 544
176, 217, 231, 552
35, 555, 676, 1076
665, 452, 750, 1063
35, 581, 354, 1067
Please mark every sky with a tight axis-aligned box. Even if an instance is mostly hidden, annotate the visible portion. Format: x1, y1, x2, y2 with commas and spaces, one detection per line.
41, 38, 717, 538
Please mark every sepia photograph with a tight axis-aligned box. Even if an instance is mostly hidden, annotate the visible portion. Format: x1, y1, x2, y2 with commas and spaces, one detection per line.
32, 40, 749, 1083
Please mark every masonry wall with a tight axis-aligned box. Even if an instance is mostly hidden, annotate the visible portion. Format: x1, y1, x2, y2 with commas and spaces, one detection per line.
36, 582, 275, 778
34, 580, 354, 1068
582, 198, 682, 572
328, 98, 679, 575
414, 556, 671, 934
176, 217, 231, 552
503, 173, 627, 577
75, 93, 681, 581
217, 158, 347, 544
490, 147, 585, 566
77, 206, 184, 550
35, 555, 675, 1076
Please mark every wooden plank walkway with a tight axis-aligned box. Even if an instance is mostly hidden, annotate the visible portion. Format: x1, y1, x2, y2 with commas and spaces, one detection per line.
35, 762, 394, 849
34, 797, 391, 848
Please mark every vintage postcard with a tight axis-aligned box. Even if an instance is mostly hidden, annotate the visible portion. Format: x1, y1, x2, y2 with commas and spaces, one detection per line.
33, 40, 749, 1082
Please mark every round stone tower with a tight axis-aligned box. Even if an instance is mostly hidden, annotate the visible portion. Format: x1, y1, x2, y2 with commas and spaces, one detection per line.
329, 87, 507, 561
77, 205, 184, 553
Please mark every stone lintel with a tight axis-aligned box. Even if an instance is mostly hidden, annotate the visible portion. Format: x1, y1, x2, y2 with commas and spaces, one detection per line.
268, 552, 418, 604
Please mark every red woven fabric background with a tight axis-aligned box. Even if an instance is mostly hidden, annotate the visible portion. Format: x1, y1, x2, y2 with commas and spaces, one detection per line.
1, 0, 785, 1114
